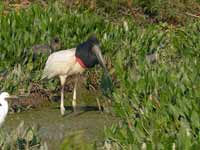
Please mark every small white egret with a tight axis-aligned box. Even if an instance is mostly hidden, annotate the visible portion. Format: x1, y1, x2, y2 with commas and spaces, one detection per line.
0, 92, 18, 127
0, 92, 10, 127
42, 36, 108, 115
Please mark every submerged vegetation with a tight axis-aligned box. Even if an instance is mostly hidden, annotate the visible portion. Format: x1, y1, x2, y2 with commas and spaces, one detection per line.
0, 0, 200, 149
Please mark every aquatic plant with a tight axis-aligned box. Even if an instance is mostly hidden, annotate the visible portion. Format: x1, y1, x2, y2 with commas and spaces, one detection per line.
0, 122, 47, 150
104, 21, 200, 149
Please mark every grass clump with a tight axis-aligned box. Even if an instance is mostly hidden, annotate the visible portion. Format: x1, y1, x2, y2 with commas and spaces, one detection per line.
0, 122, 47, 150
104, 21, 200, 149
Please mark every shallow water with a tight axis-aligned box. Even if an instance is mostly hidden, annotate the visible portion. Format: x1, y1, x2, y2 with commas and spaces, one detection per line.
4, 104, 117, 149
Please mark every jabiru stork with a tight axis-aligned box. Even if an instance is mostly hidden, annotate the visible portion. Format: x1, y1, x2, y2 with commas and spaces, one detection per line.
42, 36, 108, 115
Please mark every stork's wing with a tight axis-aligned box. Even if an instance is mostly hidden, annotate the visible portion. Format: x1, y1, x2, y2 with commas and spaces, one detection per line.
42, 48, 76, 79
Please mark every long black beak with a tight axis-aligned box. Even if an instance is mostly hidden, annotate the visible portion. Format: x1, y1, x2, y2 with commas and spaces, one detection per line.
92, 45, 108, 73
92, 45, 113, 97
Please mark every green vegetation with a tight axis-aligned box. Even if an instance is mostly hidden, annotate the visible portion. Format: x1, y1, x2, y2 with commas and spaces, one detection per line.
60, 133, 95, 150
0, 0, 200, 149
0, 1, 108, 93
105, 22, 200, 149
0, 122, 46, 150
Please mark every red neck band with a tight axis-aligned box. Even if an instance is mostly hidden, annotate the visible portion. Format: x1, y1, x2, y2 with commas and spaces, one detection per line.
76, 57, 86, 68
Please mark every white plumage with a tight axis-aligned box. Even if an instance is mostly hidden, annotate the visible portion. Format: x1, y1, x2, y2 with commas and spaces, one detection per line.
42, 48, 85, 79
0, 92, 9, 127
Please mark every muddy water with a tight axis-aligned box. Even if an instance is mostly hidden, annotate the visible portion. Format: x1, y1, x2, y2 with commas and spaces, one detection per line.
4, 89, 117, 149
5, 107, 117, 149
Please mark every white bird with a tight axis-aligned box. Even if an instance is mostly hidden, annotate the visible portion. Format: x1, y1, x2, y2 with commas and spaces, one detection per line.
42, 36, 108, 116
0, 92, 10, 127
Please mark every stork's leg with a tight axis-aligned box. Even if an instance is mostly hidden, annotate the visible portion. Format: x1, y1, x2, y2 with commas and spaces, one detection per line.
60, 75, 67, 116
72, 76, 78, 112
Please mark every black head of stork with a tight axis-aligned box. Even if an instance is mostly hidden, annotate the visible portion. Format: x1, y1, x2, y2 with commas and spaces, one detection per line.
75, 35, 107, 72
76, 35, 113, 97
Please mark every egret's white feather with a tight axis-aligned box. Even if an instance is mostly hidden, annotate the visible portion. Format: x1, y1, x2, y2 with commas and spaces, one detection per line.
0, 92, 9, 127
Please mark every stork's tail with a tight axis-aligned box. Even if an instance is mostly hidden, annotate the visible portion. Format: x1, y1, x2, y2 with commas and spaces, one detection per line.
41, 74, 46, 80
40, 70, 48, 81
40, 75, 46, 81
41, 67, 54, 81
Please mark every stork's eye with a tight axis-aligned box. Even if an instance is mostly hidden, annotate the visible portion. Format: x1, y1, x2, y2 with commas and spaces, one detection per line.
0, 103, 2, 106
